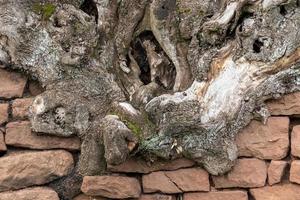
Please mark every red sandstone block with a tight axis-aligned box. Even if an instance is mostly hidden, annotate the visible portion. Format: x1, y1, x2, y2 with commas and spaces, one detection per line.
0, 187, 59, 200
139, 194, 176, 200
236, 117, 289, 159
0, 69, 27, 98
267, 92, 300, 115
73, 193, 107, 200
164, 168, 210, 192
142, 168, 209, 194
12, 98, 34, 119
0, 104, 8, 125
28, 81, 44, 96
5, 121, 80, 150
290, 160, 300, 184
268, 160, 287, 185
0, 132, 6, 152
250, 184, 300, 200
184, 190, 248, 200
81, 176, 141, 199
142, 171, 181, 194
291, 125, 300, 158
212, 158, 267, 188
0, 150, 74, 192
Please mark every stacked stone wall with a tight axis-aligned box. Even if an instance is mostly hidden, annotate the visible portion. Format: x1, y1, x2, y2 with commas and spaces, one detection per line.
1, 68, 300, 200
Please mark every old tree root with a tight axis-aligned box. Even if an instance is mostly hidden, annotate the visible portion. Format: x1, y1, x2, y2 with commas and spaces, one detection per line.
0, 0, 300, 176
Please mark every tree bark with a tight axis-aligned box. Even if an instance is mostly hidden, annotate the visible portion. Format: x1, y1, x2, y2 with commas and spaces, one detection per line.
0, 0, 300, 176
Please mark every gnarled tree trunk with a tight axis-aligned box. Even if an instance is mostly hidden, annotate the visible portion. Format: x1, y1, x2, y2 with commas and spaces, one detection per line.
0, 0, 300, 176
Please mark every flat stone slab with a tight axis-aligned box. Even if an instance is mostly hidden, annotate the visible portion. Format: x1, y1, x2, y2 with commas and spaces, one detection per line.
0, 69, 27, 99
212, 158, 267, 188
0, 187, 59, 200
268, 160, 287, 185
140, 194, 176, 200
291, 125, 300, 157
142, 168, 209, 193
73, 193, 107, 200
236, 117, 289, 159
0, 150, 74, 191
12, 98, 34, 119
290, 160, 300, 184
81, 176, 141, 199
250, 184, 300, 200
0, 104, 8, 125
5, 121, 81, 150
267, 92, 300, 115
0, 132, 6, 152
183, 190, 248, 200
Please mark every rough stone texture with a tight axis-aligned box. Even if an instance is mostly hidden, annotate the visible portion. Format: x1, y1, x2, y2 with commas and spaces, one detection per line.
212, 158, 267, 188
101, 115, 138, 165
73, 194, 107, 200
0, 128, 4, 136
141, 0, 300, 175
142, 171, 181, 194
81, 176, 141, 199
236, 117, 289, 160
267, 92, 300, 115
0, 104, 8, 125
73, 194, 90, 200
12, 98, 34, 119
29, 81, 44, 96
0, 150, 74, 191
108, 158, 195, 173
183, 191, 248, 200
140, 194, 176, 200
49, 158, 83, 200
5, 121, 80, 150
0, 132, 6, 152
0, 1, 127, 177
268, 160, 288, 185
0, 69, 27, 99
142, 168, 209, 193
1, 0, 300, 178
290, 160, 300, 184
141, 168, 208, 193
0, 187, 59, 200
164, 168, 210, 192
291, 125, 300, 158
250, 184, 300, 200
0, 4, 299, 200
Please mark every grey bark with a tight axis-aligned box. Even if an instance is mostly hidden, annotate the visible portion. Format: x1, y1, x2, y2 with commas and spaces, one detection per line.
0, 0, 300, 180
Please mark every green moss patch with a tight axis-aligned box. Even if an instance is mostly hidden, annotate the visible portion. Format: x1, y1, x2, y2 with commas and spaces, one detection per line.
108, 111, 143, 138
32, 3, 56, 20
123, 120, 143, 138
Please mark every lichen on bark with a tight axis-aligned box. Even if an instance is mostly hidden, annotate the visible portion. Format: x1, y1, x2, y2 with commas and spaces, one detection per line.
0, 0, 300, 178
